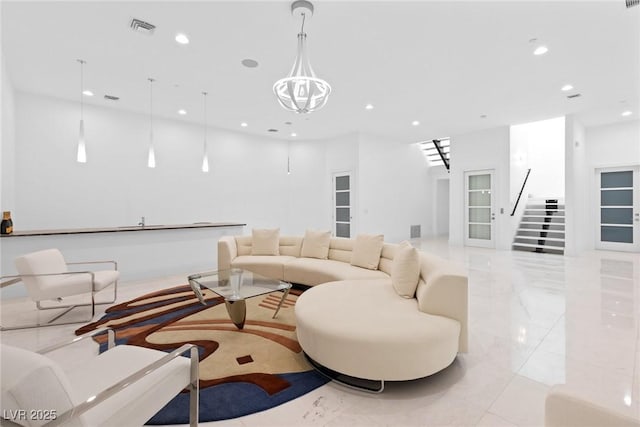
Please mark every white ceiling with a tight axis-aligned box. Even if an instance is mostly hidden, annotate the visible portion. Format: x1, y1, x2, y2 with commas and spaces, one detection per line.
2, 1, 639, 143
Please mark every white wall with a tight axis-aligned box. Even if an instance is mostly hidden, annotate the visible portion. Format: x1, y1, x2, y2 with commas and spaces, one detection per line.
510, 117, 565, 200
450, 126, 511, 249
357, 134, 430, 243
1, 52, 17, 277
564, 115, 587, 255
10, 92, 325, 235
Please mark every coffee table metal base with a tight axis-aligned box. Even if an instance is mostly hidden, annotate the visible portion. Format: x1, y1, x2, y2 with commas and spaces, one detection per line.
225, 299, 247, 329
225, 287, 291, 329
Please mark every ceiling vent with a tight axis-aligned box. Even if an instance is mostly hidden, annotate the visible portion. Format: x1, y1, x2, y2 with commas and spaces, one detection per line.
626, 0, 639, 8
104, 94, 120, 101
567, 93, 582, 99
130, 18, 156, 35
267, 128, 279, 133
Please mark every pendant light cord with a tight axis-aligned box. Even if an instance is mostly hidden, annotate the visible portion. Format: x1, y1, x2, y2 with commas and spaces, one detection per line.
148, 78, 154, 130
300, 12, 306, 35
202, 92, 208, 152
78, 59, 85, 120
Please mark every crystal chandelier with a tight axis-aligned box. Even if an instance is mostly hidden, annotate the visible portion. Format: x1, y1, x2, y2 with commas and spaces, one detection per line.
273, 0, 331, 114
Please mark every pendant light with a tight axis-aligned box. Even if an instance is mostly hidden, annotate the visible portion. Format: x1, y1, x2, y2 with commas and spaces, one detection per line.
147, 78, 156, 168
201, 91, 209, 173
76, 59, 87, 163
273, 0, 331, 114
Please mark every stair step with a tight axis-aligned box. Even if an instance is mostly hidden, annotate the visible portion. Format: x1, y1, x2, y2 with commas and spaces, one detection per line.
512, 243, 565, 253
520, 222, 566, 227
524, 208, 565, 212
522, 214, 565, 218
515, 235, 565, 242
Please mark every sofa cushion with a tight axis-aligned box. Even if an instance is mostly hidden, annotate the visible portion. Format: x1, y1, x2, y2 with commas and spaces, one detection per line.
350, 234, 384, 270
284, 258, 389, 286
231, 255, 296, 281
391, 241, 421, 298
251, 228, 280, 255
301, 230, 331, 259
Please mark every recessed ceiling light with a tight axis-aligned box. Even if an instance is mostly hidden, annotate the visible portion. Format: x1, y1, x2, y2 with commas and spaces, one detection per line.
240, 122, 248, 127
291, 132, 297, 137
82, 90, 94, 96
561, 84, 573, 91
177, 109, 187, 115
411, 120, 420, 126
175, 33, 189, 44
241, 59, 259, 68
365, 104, 374, 110
533, 45, 548, 56
622, 110, 633, 117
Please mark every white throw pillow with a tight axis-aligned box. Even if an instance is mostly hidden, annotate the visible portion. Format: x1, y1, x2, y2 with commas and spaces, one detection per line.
350, 234, 384, 270
251, 228, 280, 255
391, 241, 421, 298
301, 230, 331, 259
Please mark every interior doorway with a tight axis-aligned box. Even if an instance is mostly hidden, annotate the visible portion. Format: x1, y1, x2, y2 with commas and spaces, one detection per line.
435, 178, 450, 236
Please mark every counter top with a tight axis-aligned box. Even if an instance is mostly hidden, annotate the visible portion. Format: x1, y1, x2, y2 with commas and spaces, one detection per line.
0, 222, 246, 237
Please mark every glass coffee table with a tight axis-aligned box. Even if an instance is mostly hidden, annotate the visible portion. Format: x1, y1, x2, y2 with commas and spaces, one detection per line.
187, 268, 292, 329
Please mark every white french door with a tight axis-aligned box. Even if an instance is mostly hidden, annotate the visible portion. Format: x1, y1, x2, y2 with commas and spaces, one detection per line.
596, 166, 640, 252
333, 172, 352, 238
464, 170, 495, 248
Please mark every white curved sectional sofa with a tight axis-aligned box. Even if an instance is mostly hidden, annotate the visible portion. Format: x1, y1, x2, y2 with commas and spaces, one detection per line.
218, 232, 468, 387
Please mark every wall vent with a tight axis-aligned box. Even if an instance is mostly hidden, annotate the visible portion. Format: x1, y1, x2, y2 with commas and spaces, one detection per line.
104, 95, 120, 101
410, 225, 421, 239
567, 93, 582, 99
130, 18, 156, 35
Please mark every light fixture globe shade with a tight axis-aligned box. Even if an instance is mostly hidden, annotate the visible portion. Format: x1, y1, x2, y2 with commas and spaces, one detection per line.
202, 152, 209, 173
273, 33, 331, 114
147, 144, 156, 168
77, 119, 87, 163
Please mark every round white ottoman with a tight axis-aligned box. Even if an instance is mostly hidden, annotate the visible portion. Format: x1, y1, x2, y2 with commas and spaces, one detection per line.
295, 279, 461, 386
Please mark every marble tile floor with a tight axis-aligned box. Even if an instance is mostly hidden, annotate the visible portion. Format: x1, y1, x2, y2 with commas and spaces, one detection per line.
1, 239, 638, 427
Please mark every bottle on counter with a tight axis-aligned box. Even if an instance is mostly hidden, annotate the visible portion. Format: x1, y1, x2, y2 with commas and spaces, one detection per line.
1, 211, 13, 235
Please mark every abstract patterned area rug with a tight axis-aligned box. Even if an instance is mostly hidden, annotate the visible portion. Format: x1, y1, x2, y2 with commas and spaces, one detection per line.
75, 284, 328, 424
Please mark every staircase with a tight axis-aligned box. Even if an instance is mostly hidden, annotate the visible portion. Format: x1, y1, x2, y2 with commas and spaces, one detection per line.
512, 198, 565, 255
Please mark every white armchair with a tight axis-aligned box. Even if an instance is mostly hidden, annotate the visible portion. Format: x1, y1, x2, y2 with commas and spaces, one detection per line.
0, 249, 119, 330
545, 385, 640, 427
0, 328, 199, 427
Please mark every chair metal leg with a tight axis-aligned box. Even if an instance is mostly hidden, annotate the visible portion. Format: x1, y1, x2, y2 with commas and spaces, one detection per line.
1, 284, 117, 331
189, 346, 200, 427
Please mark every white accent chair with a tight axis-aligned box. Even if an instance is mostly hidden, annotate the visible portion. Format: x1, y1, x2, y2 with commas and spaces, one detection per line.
545, 385, 640, 427
0, 249, 119, 330
0, 328, 199, 427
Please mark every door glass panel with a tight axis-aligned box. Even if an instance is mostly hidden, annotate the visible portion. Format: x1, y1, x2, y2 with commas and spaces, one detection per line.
336, 223, 350, 238
469, 224, 491, 239
469, 208, 490, 223
601, 208, 633, 225
336, 208, 350, 222
469, 174, 491, 190
601, 190, 633, 206
601, 171, 633, 188
336, 192, 350, 206
469, 191, 491, 206
601, 226, 633, 243
336, 176, 350, 191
